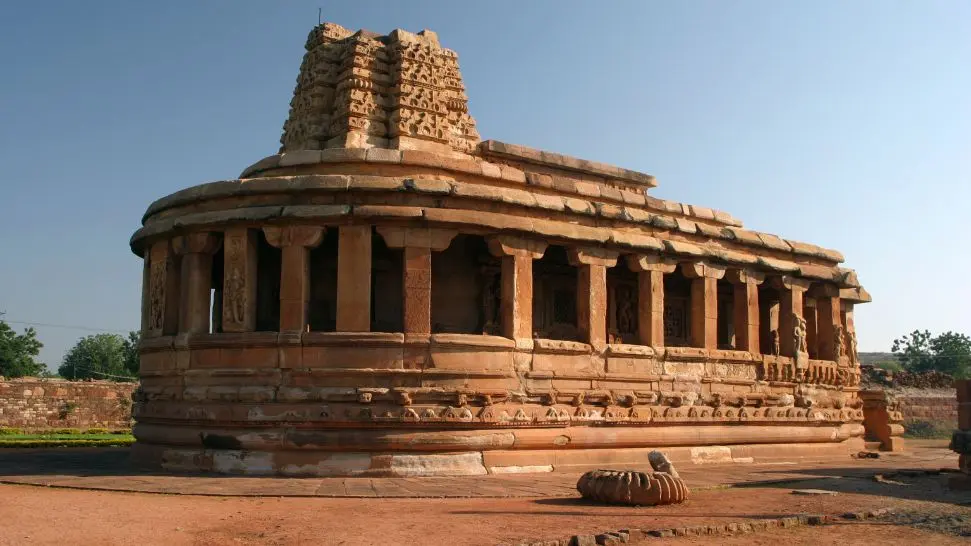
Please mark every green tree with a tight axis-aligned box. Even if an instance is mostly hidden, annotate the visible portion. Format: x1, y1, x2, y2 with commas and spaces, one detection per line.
122, 331, 140, 376
892, 329, 971, 378
0, 321, 45, 378
59, 333, 137, 381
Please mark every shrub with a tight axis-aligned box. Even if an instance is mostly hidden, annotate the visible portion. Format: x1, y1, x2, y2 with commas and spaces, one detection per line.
83, 428, 110, 435
0, 427, 25, 436
47, 428, 82, 435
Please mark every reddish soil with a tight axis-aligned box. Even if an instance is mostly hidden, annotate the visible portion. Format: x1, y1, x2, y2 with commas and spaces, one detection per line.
2, 477, 968, 545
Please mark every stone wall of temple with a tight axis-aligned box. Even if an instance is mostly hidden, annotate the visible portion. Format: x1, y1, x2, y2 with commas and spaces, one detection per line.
0, 378, 136, 430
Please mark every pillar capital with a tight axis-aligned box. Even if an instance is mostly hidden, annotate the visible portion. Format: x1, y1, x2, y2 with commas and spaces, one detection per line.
627, 254, 677, 273
263, 225, 325, 249
769, 275, 812, 292
567, 247, 619, 267
172, 232, 221, 255
725, 268, 765, 286
808, 282, 841, 299
486, 235, 547, 259
376, 226, 456, 251
681, 261, 726, 280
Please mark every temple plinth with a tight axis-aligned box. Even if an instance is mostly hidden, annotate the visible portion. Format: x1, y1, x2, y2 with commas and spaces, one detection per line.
129, 22, 871, 476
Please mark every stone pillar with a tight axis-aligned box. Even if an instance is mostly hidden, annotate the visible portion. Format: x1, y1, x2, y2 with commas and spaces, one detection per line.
172, 233, 221, 335
813, 284, 842, 361
568, 248, 619, 351
263, 226, 325, 333
487, 236, 547, 342
336, 225, 373, 332
682, 262, 726, 349
627, 255, 677, 347
146, 240, 182, 338
770, 276, 811, 358
803, 301, 818, 358
221, 228, 258, 333
376, 226, 457, 335
140, 256, 150, 334
726, 269, 763, 353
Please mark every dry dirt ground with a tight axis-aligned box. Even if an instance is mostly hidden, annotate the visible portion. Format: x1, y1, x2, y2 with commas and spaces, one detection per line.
0, 441, 968, 545
1, 473, 969, 545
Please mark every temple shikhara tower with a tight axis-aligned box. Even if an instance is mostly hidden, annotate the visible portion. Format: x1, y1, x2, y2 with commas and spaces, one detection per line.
129, 23, 879, 476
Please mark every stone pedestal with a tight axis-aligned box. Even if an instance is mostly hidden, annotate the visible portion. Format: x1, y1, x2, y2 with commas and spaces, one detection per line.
860, 389, 906, 452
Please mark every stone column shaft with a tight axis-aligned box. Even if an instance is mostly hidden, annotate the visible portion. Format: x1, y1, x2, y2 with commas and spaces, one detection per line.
173, 233, 221, 335
403, 246, 432, 335
488, 236, 546, 343
732, 280, 760, 353
628, 255, 677, 348
221, 228, 258, 333
569, 248, 618, 351
690, 277, 718, 349
816, 291, 842, 361
577, 263, 608, 349
140, 256, 151, 334
147, 240, 181, 337
684, 262, 726, 350
773, 276, 811, 358
376, 226, 457, 337
336, 225, 372, 332
264, 226, 325, 333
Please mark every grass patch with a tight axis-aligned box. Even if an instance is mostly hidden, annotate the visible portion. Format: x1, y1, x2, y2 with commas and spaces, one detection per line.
902, 419, 955, 439
0, 437, 134, 448
0, 429, 134, 448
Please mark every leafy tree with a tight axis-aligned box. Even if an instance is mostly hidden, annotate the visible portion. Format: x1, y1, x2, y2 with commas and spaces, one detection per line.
59, 333, 137, 381
122, 331, 140, 376
892, 329, 971, 378
0, 321, 45, 378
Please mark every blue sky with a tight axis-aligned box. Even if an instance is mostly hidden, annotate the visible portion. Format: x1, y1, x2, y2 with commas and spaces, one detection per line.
1, 1, 968, 369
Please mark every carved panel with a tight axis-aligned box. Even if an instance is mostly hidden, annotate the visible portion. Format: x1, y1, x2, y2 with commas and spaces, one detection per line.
664, 297, 689, 346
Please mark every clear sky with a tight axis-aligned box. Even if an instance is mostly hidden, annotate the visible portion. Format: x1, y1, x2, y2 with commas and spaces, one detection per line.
1, 1, 968, 370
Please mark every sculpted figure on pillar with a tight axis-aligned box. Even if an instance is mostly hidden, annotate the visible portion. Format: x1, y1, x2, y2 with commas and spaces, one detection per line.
848, 329, 859, 365
770, 329, 780, 357
834, 324, 846, 360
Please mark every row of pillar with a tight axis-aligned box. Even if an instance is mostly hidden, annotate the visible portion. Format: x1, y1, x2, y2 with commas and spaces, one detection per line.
141, 226, 848, 362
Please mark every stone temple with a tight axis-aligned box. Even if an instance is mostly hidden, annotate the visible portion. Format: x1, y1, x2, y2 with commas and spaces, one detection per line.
130, 22, 875, 476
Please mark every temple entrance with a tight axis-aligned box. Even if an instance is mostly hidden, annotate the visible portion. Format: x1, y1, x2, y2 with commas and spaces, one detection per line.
607, 263, 639, 344
370, 229, 403, 333
308, 229, 339, 332
255, 232, 281, 332
663, 268, 691, 347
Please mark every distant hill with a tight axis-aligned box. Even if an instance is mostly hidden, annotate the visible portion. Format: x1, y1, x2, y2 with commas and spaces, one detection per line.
859, 352, 903, 370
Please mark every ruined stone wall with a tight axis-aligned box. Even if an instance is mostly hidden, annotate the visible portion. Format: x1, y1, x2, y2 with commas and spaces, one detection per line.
894, 388, 958, 427
0, 378, 136, 430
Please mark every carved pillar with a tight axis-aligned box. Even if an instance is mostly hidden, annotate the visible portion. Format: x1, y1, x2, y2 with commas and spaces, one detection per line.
487, 236, 547, 342
140, 256, 150, 334
146, 240, 181, 337
569, 248, 619, 350
627, 255, 677, 347
770, 275, 811, 358
683, 262, 726, 349
264, 226, 325, 333
813, 284, 842, 361
726, 269, 763, 353
172, 233, 221, 335
336, 225, 373, 332
221, 228, 258, 333
376, 226, 457, 335
803, 301, 818, 358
